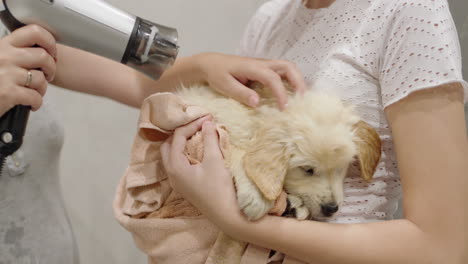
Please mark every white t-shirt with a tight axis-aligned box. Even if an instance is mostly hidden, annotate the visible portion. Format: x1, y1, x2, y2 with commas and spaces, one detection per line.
238, 0, 468, 223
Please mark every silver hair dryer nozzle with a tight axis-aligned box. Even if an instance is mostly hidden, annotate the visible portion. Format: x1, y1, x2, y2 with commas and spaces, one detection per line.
124, 18, 179, 79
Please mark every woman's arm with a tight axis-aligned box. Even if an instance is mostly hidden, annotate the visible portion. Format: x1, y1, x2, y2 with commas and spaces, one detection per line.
52, 44, 157, 108
53, 45, 306, 109
161, 83, 468, 264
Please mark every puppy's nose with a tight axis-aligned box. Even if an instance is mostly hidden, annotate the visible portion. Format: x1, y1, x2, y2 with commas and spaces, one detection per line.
321, 203, 339, 217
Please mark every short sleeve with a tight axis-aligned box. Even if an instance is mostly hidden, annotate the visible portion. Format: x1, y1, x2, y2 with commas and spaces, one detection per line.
379, 0, 468, 107
237, 2, 277, 57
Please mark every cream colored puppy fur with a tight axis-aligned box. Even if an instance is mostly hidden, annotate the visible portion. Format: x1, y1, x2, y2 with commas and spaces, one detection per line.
176, 84, 380, 221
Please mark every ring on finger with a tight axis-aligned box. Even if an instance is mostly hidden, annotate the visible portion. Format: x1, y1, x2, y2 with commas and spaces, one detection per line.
24, 71, 33, 88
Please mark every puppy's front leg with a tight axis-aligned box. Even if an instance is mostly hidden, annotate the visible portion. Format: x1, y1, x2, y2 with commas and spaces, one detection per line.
230, 149, 274, 221
283, 194, 310, 220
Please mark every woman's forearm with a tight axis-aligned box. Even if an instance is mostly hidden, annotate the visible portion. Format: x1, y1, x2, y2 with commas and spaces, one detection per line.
52, 44, 158, 107
52, 44, 205, 108
223, 215, 450, 264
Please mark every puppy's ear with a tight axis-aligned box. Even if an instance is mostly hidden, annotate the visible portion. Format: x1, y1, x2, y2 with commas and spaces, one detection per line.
243, 129, 289, 201
352, 121, 382, 182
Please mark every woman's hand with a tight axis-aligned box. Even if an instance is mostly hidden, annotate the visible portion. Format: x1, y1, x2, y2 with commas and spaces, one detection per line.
156, 53, 307, 110
196, 53, 307, 110
0, 25, 57, 116
160, 116, 241, 224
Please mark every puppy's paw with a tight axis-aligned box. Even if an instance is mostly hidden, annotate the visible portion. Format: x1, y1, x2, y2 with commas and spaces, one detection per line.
282, 194, 310, 221
237, 186, 274, 221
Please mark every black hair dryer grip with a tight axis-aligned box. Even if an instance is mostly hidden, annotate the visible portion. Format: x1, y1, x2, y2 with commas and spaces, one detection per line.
0, 105, 30, 174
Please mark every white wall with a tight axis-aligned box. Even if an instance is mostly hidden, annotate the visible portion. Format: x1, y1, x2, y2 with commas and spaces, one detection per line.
50, 1, 267, 263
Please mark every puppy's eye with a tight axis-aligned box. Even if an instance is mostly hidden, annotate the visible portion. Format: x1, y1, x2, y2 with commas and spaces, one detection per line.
301, 167, 315, 176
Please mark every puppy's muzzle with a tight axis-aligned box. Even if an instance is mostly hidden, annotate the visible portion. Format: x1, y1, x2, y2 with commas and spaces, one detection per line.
321, 203, 339, 217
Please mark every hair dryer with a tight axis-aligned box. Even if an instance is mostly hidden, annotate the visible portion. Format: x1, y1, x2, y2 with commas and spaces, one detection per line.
0, 0, 180, 174
0, 0, 179, 79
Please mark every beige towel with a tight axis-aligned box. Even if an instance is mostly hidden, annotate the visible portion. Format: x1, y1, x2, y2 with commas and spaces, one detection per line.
113, 92, 304, 264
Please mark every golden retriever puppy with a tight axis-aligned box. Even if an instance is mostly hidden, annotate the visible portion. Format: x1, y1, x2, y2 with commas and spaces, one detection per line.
176, 83, 381, 221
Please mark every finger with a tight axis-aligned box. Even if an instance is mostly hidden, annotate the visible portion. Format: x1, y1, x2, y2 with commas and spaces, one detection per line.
17, 48, 56, 81
220, 75, 260, 107
269, 60, 307, 94
161, 139, 193, 178
242, 68, 288, 110
165, 135, 174, 145
7, 25, 57, 59
160, 141, 172, 171
13, 85, 43, 111
202, 121, 223, 161
171, 115, 212, 160
16, 69, 48, 96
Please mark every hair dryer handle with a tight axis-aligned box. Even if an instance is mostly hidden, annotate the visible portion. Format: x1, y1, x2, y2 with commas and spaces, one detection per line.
0, 105, 30, 157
